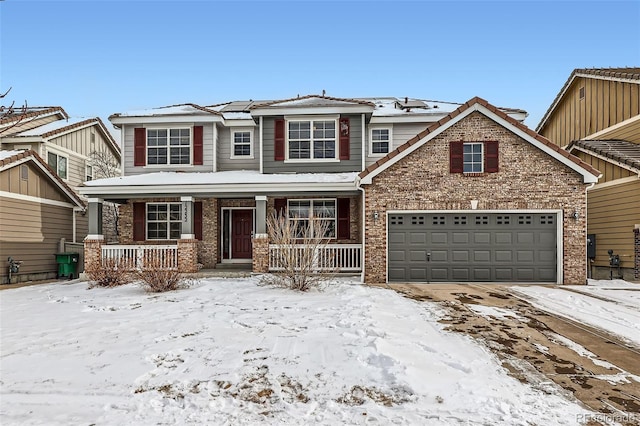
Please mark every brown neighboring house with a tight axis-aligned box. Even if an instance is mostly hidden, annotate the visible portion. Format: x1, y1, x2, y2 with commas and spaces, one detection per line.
537, 68, 640, 280
0, 150, 86, 284
359, 97, 600, 285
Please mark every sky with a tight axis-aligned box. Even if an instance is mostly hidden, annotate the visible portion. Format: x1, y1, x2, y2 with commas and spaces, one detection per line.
1, 0, 639, 139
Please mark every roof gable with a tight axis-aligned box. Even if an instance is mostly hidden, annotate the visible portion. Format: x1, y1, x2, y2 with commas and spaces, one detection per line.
252, 94, 375, 109
0, 150, 85, 208
0, 106, 68, 136
567, 139, 640, 173
359, 96, 601, 185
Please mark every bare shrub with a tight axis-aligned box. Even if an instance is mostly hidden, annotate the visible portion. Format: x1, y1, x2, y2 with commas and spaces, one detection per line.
261, 212, 336, 292
86, 257, 132, 288
135, 257, 193, 293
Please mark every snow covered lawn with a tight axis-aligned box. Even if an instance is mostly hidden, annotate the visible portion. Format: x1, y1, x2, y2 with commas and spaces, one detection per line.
1, 277, 592, 425
510, 279, 640, 347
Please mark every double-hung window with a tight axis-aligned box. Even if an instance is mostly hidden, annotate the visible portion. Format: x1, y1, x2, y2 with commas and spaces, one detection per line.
288, 119, 336, 160
147, 203, 181, 240
232, 130, 252, 158
47, 151, 68, 179
86, 164, 93, 181
370, 128, 391, 155
147, 128, 191, 165
450, 141, 499, 174
463, 142, 483, 173
287, 199, 336, 238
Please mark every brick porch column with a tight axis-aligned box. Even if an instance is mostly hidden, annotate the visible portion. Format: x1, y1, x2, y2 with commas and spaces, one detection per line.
84, 235, 104, 272
252, 234, 269, 273
177, 238, 198, 273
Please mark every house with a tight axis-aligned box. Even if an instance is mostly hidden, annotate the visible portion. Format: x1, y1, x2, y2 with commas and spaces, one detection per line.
0, 107, 122, 283
537, 68, 640, 280
0, 150, 86, 284
79, 95, 598, 284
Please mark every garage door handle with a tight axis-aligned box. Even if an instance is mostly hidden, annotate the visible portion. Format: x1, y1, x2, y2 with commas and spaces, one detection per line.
427, 252, 431, 261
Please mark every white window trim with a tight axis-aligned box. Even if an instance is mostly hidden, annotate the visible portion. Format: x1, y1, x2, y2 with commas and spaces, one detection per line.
145, 126, 193, 166
369, 126, 393, 157
463, 142, 484, 173
285, 116, 339, 163
230, 128, 254, 159
146, 202, 182, 241
287, 198, 337, 239
47, 149, 69, 181
85, 163, 93, 181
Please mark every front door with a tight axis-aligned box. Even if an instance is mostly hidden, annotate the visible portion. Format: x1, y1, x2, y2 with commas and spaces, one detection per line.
231, 209, 253, 259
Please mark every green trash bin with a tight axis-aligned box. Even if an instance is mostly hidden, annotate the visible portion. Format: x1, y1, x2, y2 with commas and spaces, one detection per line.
55, 252, 80, 280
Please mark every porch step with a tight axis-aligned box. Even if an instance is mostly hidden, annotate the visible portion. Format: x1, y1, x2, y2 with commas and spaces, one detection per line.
214, 263, 252, 271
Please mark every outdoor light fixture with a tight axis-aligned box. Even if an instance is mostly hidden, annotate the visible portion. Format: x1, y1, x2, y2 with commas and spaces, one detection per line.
373, 211, 379, 222
572, 210, 579, 220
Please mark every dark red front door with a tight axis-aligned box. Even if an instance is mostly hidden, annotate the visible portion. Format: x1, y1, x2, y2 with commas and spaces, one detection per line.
232, 210, 253, 259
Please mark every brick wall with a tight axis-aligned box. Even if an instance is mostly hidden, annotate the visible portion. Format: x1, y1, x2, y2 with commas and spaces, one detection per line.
362, 111, 588, 285
83, 237, 103, 273
252, 235, 270, 273
635, 227, 639, 279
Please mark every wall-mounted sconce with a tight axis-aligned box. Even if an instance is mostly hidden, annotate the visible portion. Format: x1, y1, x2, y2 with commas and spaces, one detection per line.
572, 210, 579, 220
373, 211, 379, 222
470, 200, 479, 210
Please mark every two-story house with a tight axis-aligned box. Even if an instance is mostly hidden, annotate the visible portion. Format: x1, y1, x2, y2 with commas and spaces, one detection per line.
537, 68, 640, 280
80, 95, 599, 285
0, 106, 121, 283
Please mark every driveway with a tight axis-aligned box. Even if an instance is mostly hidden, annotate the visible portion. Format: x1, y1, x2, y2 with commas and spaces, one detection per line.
375, 283, 640, 425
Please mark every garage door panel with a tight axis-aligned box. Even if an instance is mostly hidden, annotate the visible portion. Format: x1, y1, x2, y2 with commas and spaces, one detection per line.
388, 213, 557, 283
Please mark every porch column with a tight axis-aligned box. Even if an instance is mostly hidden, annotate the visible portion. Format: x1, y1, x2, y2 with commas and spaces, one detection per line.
255, 195, 267, 234
181, 196, 195, 239
87, 198, 103, 237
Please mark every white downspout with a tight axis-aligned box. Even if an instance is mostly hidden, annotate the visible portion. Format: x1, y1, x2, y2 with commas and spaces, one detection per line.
361, 114, 366, 172
357, 180, 366, 284
259, 116, 264, 174
213, 123, 218, 172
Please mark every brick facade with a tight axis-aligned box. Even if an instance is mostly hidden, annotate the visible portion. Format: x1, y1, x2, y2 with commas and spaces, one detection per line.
362, 112, 589, 285
177, 239, 199, 273
83, 237, 103, 273
252, 235, 270, 273
634, 227, 639, 279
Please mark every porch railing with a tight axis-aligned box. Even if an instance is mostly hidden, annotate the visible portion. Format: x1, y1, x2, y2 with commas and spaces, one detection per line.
269, 244, 362, 272
101, 245, 178, 270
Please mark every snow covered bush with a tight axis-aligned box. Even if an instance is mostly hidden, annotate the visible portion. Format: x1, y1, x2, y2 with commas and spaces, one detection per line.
261, 212, 336, 292
86, 258, 132, 288
135, 258, 193, 293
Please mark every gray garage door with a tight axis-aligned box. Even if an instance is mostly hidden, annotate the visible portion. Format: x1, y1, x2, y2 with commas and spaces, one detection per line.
388, 213, 557, 283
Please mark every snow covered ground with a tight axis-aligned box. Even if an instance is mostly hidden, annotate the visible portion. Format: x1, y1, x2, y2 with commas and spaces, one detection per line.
0, 277, 592, 425
510, 279, 640, 347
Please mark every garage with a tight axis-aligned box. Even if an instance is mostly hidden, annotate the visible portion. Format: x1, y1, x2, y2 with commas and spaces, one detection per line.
388, 212, 558, 283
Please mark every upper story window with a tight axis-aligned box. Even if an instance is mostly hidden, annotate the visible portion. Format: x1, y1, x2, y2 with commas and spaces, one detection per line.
288, 119, 336, 160
147, 203, 181, 240
47, 151, 68, 180
370, 128, 391, 155
147, 128, 191, 165
86, 165, 93, 181
288, 199, 336, 238
450, 141, 499, 174
232, 130, 253, 158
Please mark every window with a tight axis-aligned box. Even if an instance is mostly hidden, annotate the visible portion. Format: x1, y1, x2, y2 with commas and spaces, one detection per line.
47, 151, 68, 179
288, 199, 336, 238
20, 165, 28, 180
86, 165, 93, 181
147, 128, 191, 165
463, 143, 483, 173
288, 120, 336, 160
370, 128, 391, 155
147, 203, 181, 240
232, 130, 252, 158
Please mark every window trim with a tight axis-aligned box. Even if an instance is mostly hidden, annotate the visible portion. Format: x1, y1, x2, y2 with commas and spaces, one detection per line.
230, 128, 254, 159
369, 126, 393, 156
287, 198, 337, 239
86, 164, 93, 181
463, 142, 484, 173
47, 150, 69, 180
285, 116, 339, 163
146, 202, 182, 241
145, 126, 193, 166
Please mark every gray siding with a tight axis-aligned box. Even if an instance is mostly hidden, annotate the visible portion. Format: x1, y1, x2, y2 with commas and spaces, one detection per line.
365, 122, 434, 168
262, 115, 362, 174
217, 124, 260, 171
123, 123, 215, 175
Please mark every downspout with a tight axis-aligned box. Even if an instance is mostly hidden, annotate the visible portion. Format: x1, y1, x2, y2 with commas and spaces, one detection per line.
259, 116, 264, 174
120, 125, 126, 177
357, 178, 366, 284
213, 123, 218, 172
361, 114, 366, 172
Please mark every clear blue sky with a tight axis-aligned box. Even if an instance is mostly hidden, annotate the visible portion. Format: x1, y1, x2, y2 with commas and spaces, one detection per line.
1, 0, 639, 136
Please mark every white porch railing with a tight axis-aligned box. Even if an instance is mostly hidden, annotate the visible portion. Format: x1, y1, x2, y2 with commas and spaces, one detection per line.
269, 244, 362, 272
101, 245, 178, 270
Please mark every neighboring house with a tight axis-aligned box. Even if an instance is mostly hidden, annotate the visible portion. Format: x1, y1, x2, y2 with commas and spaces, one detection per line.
537, 68, 640, 280
80, 94, 597, 284
0, 107, 122, 283
0, 150, 85, 284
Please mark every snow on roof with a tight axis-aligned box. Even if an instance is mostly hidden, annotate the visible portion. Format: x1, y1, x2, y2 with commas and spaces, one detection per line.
222, 112, 254, 120
112, 104, 217, 118
83, 170, 358, 187
0, 149, 25, 161
369, 98, 461, 117
16, 117, 95, 136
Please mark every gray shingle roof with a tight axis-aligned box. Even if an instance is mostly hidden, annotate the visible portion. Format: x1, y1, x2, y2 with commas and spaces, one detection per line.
570, 139, 640, 171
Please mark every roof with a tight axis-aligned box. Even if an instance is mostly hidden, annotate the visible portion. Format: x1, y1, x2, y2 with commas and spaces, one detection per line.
251, 94, 375, 109
0, 106, 68, 125
567, 139, 640, 172
358, 96, 601, 184
0, 150, 85, 208
109, 103, 221, 120
537, 67, 640, 132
